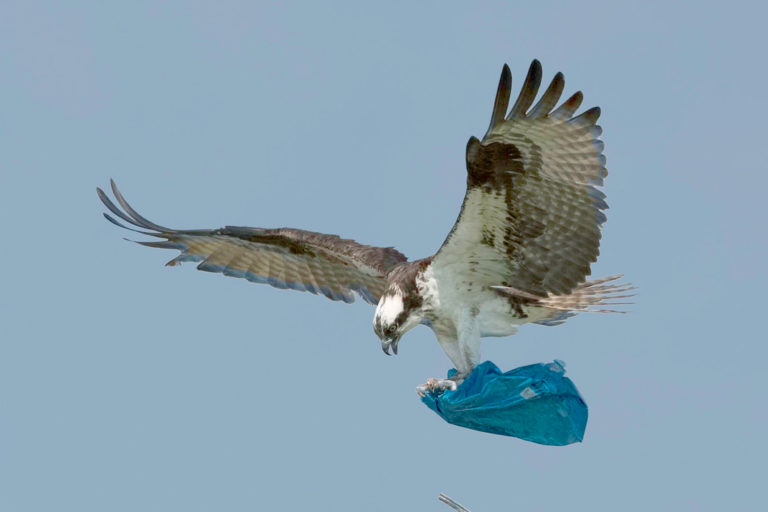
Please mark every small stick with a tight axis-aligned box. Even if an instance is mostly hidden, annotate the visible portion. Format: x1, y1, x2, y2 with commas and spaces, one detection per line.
439, 494, 472, 512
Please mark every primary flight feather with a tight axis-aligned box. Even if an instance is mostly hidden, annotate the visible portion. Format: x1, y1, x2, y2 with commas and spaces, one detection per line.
98, 59, 630, 392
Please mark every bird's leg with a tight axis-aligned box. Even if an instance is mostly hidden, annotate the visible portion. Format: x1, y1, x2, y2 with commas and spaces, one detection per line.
418, 321, 477, 396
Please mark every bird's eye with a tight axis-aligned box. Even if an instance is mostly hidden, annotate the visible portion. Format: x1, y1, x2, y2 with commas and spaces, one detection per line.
384, 325, 397, 338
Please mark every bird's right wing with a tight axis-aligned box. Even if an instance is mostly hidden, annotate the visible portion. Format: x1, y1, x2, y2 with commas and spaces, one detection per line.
98, 181, 407, 304
433, 60, 608, 298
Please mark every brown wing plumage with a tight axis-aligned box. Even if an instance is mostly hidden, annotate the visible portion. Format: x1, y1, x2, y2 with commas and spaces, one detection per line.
434, 60, 608, 297
98, 180, 407, 304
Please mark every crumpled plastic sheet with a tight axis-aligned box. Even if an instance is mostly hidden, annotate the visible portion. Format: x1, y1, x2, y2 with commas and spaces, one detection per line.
420, 360, 588, 445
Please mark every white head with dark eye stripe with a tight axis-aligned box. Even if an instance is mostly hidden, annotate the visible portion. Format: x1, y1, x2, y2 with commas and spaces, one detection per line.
373, 285, 423, 355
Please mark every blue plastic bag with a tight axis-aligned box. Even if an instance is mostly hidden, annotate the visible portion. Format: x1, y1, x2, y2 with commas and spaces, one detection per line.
420, 360, 588, 445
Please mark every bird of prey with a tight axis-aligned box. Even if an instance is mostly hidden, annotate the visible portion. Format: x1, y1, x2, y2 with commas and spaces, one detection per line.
98, 60, 631, 394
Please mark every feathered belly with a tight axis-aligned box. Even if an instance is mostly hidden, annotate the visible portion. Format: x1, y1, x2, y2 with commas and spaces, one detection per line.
476, 295, 552, 337
421, 262, 553, 341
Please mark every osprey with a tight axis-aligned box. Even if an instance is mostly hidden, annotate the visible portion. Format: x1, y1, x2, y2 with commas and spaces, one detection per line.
98, 60, 630, 393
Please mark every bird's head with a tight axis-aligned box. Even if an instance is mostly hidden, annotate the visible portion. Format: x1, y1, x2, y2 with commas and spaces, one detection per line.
373, 286, 423, 355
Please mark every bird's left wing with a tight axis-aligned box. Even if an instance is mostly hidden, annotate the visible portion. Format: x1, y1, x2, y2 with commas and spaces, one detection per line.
433, 60, 608, 298
98, 181, 407, 304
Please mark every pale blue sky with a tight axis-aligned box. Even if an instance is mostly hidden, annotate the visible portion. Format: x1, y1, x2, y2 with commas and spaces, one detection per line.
1, 1, 767, 511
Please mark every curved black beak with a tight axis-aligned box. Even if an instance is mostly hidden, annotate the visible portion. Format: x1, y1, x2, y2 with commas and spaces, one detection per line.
381, 336, 401, 356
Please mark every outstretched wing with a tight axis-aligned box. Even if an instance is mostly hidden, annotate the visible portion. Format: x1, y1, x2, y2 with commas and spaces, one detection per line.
98, 180, 407, 304
433, 60, 607, 297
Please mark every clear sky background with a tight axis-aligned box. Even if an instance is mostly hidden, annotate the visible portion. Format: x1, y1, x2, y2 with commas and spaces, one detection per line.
1, 1, 766, 511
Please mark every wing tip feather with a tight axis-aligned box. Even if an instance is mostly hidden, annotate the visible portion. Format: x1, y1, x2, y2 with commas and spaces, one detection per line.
98, 180, 177, 235
507, 59, 543, 120
486, 64, 512, 136
486, 60, 601, 128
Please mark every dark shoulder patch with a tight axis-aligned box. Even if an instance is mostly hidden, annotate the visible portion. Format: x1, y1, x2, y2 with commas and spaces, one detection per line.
465, 137, 523, 188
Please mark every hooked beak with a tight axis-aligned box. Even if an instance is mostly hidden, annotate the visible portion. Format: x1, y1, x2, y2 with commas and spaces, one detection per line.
381, 336, 401, 356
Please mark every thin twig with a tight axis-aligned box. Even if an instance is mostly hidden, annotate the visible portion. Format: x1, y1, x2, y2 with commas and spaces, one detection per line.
439, 494, 472, 512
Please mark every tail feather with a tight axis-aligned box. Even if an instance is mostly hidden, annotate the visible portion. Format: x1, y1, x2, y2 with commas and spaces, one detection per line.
492, 274, 634, 325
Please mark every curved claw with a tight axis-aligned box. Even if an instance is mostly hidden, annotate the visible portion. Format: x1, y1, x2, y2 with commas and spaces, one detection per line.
415, 378, 458, 397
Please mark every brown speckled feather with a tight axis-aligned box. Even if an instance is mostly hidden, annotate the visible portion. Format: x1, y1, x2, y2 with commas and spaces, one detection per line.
98, 181, 407, 304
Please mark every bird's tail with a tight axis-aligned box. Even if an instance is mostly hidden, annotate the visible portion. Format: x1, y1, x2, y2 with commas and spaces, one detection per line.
492, 274, 635, 326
